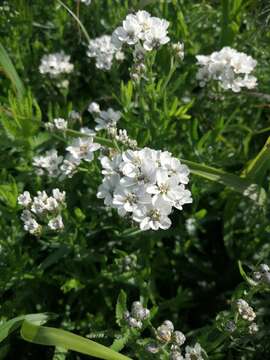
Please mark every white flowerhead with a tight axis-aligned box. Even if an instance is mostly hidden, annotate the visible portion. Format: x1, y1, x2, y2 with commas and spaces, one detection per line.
97, 148, 192, 231
112, 11, 170, 52
196, 47, 257, 92
39, 51, 74, 77
18, 189, 66, 235
87, 35, 121, 70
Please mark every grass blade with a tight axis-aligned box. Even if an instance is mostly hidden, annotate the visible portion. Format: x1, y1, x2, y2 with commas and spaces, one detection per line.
0, 314, 49, 343
57, 0, 91, 43
181, 159, 266, 205
0, 43, 25, 98
21, 320, 132, 360
241, 136, 270, 183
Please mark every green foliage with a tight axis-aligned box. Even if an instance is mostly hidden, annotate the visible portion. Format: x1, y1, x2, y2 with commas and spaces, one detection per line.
1, 1, 270, 359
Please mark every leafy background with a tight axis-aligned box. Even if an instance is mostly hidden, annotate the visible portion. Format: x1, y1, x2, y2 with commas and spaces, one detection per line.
0, 0, 270, 359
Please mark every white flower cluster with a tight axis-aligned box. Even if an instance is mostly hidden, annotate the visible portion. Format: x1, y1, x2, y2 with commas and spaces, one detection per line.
18, 189, 66, 235
253, 263, 270, 284
124, 301, 150, 329
33, 128, 100, 179
88, 102, 121, 131
196, 47, 257, 92
87, 35, 124, 70
147, 320, 205, 360
39, 52, 74, 77
33, 149, 63, 178
45, 118, 68, 132
97, 148, 192, 231
236, 299, 256, 322
112, 10, 170, 51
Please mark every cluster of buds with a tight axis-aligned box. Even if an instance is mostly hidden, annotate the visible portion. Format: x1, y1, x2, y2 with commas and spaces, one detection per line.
248, 322, 259, 335
236, 299, 256, 322
156, 320, 186, 358
146, 320, 205, 359
124, 301, 150, 329
18, 189, 66, 235
172, 42, 184, 60
114, 129, 138, 149
45, 118, 68, 132
253, 264, 270, 285
130, 44, 147, 82
116, 254, 137, 272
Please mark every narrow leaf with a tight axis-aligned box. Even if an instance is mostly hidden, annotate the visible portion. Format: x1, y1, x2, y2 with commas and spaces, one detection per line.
0, 43, 25, 98
241, 136, 270, 182
181, 159, 266, 205
0, 313, 49, 343
21, 321, 132, 360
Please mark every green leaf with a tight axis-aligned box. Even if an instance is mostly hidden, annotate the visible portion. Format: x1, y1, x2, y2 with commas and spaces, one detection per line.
21, 320, 132, 360
110, 332, 130, 352
0, 43, 25, 98
181, 159, 266, 205
0, 177, 18, 209
116, 290, 127, 327
0, 313, 49, 343
241, 136, 270, 183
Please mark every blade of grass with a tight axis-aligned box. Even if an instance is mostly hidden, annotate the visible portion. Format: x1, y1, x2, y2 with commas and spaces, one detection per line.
0, 43, 25, 98
241, 136, 270, 183
21, 320, 132, 360
0, 314, 49, 343
181, 159, 266, 205
57, 0, 91, 43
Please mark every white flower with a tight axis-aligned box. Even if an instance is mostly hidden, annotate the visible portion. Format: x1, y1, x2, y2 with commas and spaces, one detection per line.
88, 102, 100, 114
146, 169, 187, 205
185, 343, 204, 360
133, 202, 172, 231
48, 215, 64, 231
52, 189, 66, 203
94, 108, 121, 131
39, 52, 74, 77
100, 155, 122, 175
113, 185, 150, 216
33, 150, 63, 178
196, 47, 257, 92
66, 136, 100, 162
21, 209, 33, 222
54, 118, 68, 130
23, 218, 40, 235
143, 18, 170, 51
113, 15, 141, 46
87, 35, 120, 70
112, 11, 170, 52
45, 197, 59, 212
97, 174, 120, 206
18, 191, 32, 207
